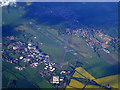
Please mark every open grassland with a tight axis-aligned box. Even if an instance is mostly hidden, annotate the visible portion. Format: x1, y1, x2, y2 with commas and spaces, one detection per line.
75, 67, 95, 80
94, 75, 119, 88
64, 52, 79, 62
39, 45, 63, 63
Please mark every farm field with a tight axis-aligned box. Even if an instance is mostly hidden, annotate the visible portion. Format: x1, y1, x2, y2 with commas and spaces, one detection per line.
94, 75, 119, 88
67, 79, 85, 88
75, 67, 95, 80
73, 72, 85, 79
80, 55, 118, 79
66, 66, 119, 89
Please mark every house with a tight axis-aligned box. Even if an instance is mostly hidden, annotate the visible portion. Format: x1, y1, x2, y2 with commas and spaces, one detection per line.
60, 71, 66, 74
22, 59, 26, 62
45, 63, 48, 65
50, 68, 55, 72
49, 66, 52, 70
22, 58, 30, 62
15, 66, 19, 69
28, 46, 32, 49
60, 78, 63, 81
43, 60, 47, 63
45, 55, 49, 58
15, 66, 24, 71
20, 56, 23, 60
51, 63, 55, 66
25, 48, 28, 52
27, 59, 30, 62
46, 66, 48, 68
44, 67, 47, 70
39, 57, 42, 60
34, 62, 38, 67
30, 62, 39, 68
13, 46, 18, 50
34, 50, 39, 53
34, 37, 37, 39
73, 53, 77, 55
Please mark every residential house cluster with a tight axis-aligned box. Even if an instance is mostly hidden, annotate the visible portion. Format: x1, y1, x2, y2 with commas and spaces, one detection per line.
71, 28, 114, 54
3, 41, 53, 71
7, 36, 17, 40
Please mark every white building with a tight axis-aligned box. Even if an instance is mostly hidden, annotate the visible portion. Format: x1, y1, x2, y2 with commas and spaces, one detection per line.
34, 62, 38, 67
53, 76, 59, 84
28, 43, 32, 46
74, 53, 78, 55
50, 68, 55, 72
60, 78, 63, 81
60, 71, 66, 74
34, 37, 37, 39
20, 56, 23, 60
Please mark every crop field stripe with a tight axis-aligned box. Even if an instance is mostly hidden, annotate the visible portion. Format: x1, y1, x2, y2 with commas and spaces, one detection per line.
73, 72, 85, 78
75, 67, 95, 80
75, 70, 87, 79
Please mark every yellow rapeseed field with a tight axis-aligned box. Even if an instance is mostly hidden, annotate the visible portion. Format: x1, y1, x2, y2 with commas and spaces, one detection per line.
66, 86, 78, 90
73, 72, 85, 78
75, 67, 95, 80
94, 75, 119, 88
68, 79, 85, 88
66, 86, 73, 88
66, 67, 119, 89
85, 85, 100, 88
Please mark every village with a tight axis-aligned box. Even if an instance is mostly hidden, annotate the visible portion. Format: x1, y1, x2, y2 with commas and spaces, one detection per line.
2, 39, 73, 88
65, 27, 118, 54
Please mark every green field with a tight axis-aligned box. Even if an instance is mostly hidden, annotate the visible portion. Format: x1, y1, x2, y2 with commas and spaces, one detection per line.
80, 55, 118, 79
64, 52, 79, 62
2, 62, 55, 88
39, 45, 63, 64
